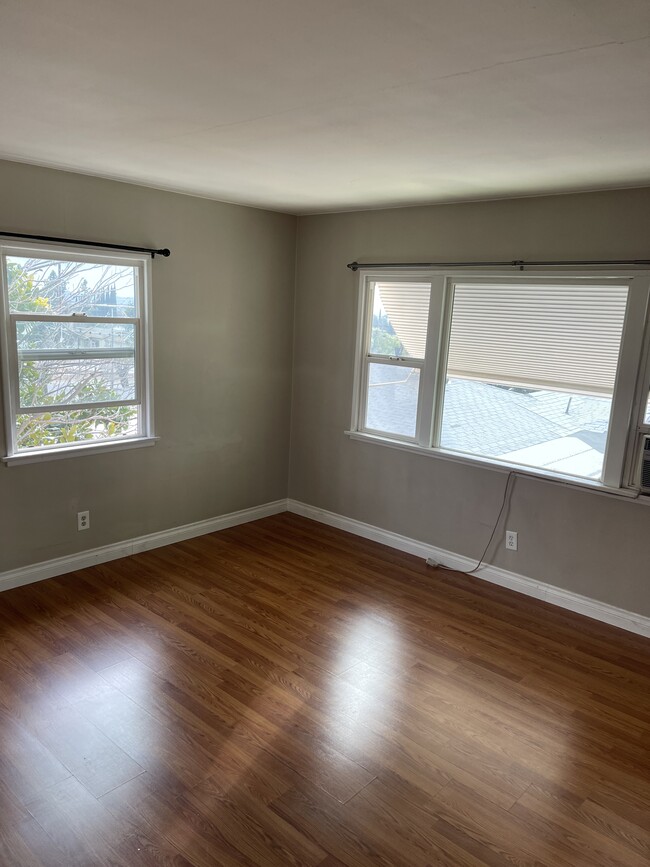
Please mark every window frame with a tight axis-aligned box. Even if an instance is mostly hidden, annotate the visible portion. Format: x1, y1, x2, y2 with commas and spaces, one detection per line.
353, 273, 439, 444
350, 267, 650, 495
0, 241, 156, 464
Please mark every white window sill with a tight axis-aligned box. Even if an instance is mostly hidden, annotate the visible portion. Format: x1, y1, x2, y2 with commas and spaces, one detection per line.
345, 430, 648, 504
2, 436, 158, 466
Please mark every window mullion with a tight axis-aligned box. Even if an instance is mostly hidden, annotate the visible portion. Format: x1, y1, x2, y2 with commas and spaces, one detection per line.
367, 355, 424, 367
10, 313, 139, 325
416, 275, 445, 447
430, 278, 454, 448
18, 349, 136, 361
18, 399, 140, 414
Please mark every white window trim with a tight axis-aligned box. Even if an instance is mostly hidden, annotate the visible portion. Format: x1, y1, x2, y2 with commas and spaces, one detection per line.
2, 436, 159, 466
0, 241, 156, 464
350, 267, 650, 498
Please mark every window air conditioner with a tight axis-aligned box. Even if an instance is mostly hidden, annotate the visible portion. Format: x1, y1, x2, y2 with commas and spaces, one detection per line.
641, 435, 650, 495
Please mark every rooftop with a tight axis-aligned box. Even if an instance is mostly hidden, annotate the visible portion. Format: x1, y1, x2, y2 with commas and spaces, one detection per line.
367, 370, 614, 479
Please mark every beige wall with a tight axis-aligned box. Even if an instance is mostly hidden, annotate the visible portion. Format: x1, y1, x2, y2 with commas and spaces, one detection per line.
0, 161, 296, 571
290, 189, 650, 618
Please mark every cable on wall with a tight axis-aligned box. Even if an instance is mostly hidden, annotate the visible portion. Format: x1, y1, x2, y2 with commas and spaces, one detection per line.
427, 470, 516, 575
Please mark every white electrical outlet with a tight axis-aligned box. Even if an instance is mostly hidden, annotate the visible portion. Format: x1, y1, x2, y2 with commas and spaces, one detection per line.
505, 530, 518, 551
77, 510, 90, 531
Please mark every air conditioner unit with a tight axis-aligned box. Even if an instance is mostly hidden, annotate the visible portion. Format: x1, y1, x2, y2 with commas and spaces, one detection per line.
641, 435, 650, 495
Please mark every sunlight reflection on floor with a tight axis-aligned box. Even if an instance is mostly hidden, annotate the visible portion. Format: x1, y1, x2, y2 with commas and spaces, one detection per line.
327, 613, 404, 752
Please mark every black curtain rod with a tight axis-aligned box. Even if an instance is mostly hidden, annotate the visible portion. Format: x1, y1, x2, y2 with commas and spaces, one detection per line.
347, 258, 650, 271
0, 231, 170, 258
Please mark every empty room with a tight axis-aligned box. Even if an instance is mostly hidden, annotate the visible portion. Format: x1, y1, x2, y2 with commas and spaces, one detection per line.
0, 1, 649, 865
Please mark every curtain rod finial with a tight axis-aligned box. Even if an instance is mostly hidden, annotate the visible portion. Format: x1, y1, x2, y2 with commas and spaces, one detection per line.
348, 261, 359, 271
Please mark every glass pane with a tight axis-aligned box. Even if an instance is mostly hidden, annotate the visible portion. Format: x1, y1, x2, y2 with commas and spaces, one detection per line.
7, 255, 136, 316
19, 357, 136, 407
645, 392, 650, 425
17, 321, 136, 408
370, 282, 430, 359
16, 407, 140, 451
440, 379, 612, 480
365, 363, 419, 438
16, 320, 135, 353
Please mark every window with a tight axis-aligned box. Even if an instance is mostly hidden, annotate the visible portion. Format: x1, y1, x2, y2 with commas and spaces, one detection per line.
0, 243, 154, 463
362, 281, 431, 439
351, 269, 650, 492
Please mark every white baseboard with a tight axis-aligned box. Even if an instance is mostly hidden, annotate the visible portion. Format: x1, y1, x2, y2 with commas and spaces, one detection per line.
0, 499, 288, 594
287, 499, 650, 639
3, 495, 648, 639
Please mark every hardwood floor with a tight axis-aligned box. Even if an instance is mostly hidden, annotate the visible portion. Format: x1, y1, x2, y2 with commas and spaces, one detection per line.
0, 512, 649, 866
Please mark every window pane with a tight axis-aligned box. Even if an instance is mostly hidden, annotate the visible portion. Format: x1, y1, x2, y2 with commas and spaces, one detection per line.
645, 392, 650, 425
16, 320, 136, 408
16, 320, 135, 353
16, 407, 140, 451
7, 256, 136, 316
440, 379, 612, 480
19, 357, 136, 408
365, 363, 419, 438
440, 282, 627, 481
370, 282, 430, 359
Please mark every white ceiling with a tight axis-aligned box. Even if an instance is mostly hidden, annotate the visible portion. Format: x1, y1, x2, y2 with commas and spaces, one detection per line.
1, 0, 649, 214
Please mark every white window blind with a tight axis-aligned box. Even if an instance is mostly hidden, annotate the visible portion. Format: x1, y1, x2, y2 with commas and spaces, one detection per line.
376, 283, 430, 358
447, 283, 629, 395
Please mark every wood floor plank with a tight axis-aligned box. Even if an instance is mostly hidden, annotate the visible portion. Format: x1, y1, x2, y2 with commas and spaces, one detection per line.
336, 776, 490, 867
25, 776, 127, 867
518, 790, 650, 860
102, 654, 377, 804
31, 703, 146, 798
509, 790, 648, 867
0, 818, 49, 867
0, 512, 648, 866
587, 778, 650, 833
432, 779, 577, 866
101, 773, 287, 867
72, 685, 216, 795
188, 775, 327, 866
270, 782, 410, 867
0, 706, 72, 805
